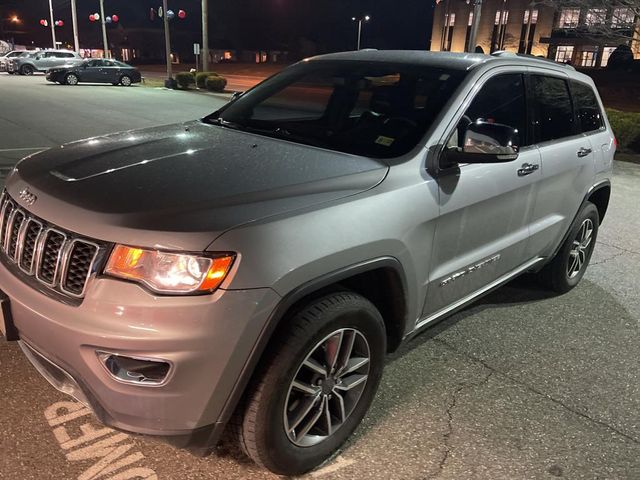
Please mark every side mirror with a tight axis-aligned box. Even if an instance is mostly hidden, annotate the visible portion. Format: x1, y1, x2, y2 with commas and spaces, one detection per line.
444, 121, 520, 166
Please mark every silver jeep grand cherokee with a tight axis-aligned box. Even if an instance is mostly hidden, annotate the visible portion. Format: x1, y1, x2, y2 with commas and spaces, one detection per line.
0, 51, 614, 475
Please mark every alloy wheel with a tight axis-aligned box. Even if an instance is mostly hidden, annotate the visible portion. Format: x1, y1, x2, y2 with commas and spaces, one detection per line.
66, 74, 78, 85
283, 328, 370, 447
567, 218, 594, 279
121, 76, 131, 86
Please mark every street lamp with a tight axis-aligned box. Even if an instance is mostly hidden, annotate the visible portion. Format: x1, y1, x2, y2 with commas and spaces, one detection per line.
10, 16, 20, 24
351, 15, 371, 50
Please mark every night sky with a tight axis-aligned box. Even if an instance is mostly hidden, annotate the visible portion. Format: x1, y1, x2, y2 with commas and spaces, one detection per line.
1, 0, 436, 54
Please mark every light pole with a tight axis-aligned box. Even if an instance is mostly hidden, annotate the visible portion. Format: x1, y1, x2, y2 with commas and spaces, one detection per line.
202, 0, 209, 72
351, 15, 370, 50
162, 0, 174, 87
70, 0, 80, 52
99, 0, 109, 58
48, 0, 56, 49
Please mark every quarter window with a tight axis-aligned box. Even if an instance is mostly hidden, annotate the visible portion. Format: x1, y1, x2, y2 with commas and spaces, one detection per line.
531, 76, 575, 143
571, 81, 604, 133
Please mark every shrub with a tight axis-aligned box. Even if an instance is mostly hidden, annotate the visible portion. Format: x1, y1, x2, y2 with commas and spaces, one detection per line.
175, 71, 195, 89
606, 108, 640, 153
206, 75, 228, 92
195, 71, 218, 88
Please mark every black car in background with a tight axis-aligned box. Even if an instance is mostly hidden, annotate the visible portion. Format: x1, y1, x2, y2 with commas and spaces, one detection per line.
46, 59, 141, 86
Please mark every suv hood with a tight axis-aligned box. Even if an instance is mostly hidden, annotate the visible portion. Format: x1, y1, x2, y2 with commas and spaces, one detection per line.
7, 121, 388, 251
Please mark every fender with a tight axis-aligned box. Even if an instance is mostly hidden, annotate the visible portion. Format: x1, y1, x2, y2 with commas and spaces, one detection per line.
543, 179, 611, 268
197, 256, 409, 451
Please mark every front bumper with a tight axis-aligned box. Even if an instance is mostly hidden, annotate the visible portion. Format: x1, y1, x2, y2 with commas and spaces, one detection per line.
46, 71, 64, 82
0, 260, 280, 437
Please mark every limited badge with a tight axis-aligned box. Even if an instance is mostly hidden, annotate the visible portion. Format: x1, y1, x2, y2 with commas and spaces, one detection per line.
375, 136, 395, 147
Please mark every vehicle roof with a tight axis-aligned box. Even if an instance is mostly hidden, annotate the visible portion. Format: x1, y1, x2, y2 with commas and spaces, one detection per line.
308, 50, 577, 75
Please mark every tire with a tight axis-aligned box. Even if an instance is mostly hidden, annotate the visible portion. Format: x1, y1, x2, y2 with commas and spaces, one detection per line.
537, 201, 599, 293
236, 292, 386, 475
65, 73, 79, 86
120, 75, 132, 86
20, 65, 34, 75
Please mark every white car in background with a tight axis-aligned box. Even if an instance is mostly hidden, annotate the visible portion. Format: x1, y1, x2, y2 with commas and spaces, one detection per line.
0, 50, 27, 73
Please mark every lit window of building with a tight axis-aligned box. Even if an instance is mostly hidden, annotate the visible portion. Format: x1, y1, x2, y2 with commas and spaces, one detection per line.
580, 47, 598, 67
524, 9, 538, 25
555, 45, 574, 63
585, 9, 607, 26
558, 8, 580, 28
612, 7, 635, 27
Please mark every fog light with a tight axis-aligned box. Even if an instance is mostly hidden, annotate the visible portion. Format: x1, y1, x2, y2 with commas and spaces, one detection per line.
97, 351, 171, 386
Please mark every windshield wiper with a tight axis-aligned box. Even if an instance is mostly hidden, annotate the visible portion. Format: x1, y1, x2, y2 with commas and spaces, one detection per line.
205, 117, 329, 148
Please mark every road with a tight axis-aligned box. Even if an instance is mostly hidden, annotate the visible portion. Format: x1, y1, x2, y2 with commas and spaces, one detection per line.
1, 74, 640, 480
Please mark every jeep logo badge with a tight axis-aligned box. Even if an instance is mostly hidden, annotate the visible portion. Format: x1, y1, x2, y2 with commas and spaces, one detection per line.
18, 188, 37, 206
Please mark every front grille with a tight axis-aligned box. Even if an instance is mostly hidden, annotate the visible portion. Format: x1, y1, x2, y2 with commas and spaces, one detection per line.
0, 192, 102, 299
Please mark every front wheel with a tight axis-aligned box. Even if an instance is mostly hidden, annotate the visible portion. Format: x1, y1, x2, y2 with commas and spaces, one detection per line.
236, 292, 386, 475
537, 201, 599, 293
20, 65, 34, 75
120, 75, 132, 86
65, 73, 79, 85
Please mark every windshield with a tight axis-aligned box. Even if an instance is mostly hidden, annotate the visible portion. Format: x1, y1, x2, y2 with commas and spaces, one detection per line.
209, 61, 466, 159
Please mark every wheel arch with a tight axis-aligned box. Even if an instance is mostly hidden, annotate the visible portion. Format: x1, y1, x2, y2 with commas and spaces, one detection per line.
587, 182, 611, 224
202, 257, 409, 449
542, 179, 611, 271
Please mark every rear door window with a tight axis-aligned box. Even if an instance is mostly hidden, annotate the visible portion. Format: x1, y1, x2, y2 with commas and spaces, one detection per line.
531, 75, 576, 143
571, 81, 604, 133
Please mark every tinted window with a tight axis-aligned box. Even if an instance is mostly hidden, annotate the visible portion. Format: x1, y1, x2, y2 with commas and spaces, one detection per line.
61, 52, 76, 58
451, 73, 528, 148
531, 75, 575, 142
216, 62, 466, 159
571, 81, 604, 133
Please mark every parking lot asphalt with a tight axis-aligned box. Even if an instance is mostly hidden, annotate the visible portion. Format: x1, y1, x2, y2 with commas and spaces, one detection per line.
1, 74, 639, 480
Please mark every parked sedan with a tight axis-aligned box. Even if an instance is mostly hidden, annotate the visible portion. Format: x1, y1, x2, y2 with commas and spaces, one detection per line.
46, 59, 141, 86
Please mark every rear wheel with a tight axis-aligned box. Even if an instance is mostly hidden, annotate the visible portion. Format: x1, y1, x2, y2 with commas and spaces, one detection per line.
537, 201, 599, 293
236, 292, 386, 475
65, 73, 79, 86
20, 65, 34, 75
120, 75, 132, 86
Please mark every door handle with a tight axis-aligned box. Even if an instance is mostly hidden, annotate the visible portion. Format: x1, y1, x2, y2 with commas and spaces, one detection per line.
577, 147, 593, 158
517, 163, 539, 177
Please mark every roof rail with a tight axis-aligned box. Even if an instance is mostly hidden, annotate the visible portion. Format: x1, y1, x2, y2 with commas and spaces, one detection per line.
491, 51, 576, 70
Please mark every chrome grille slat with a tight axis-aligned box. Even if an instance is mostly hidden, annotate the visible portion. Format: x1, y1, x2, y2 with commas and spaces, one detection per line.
0, 192, 101, 299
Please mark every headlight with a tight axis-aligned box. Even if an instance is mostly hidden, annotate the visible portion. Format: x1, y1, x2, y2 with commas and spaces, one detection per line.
105, 245, 235, 294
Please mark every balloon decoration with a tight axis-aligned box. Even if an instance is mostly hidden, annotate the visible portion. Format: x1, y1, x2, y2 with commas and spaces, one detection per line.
39, 19, 48, 27
151, 7, 186, 21
54, 20, 64, 27
89, 12, 118, 23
